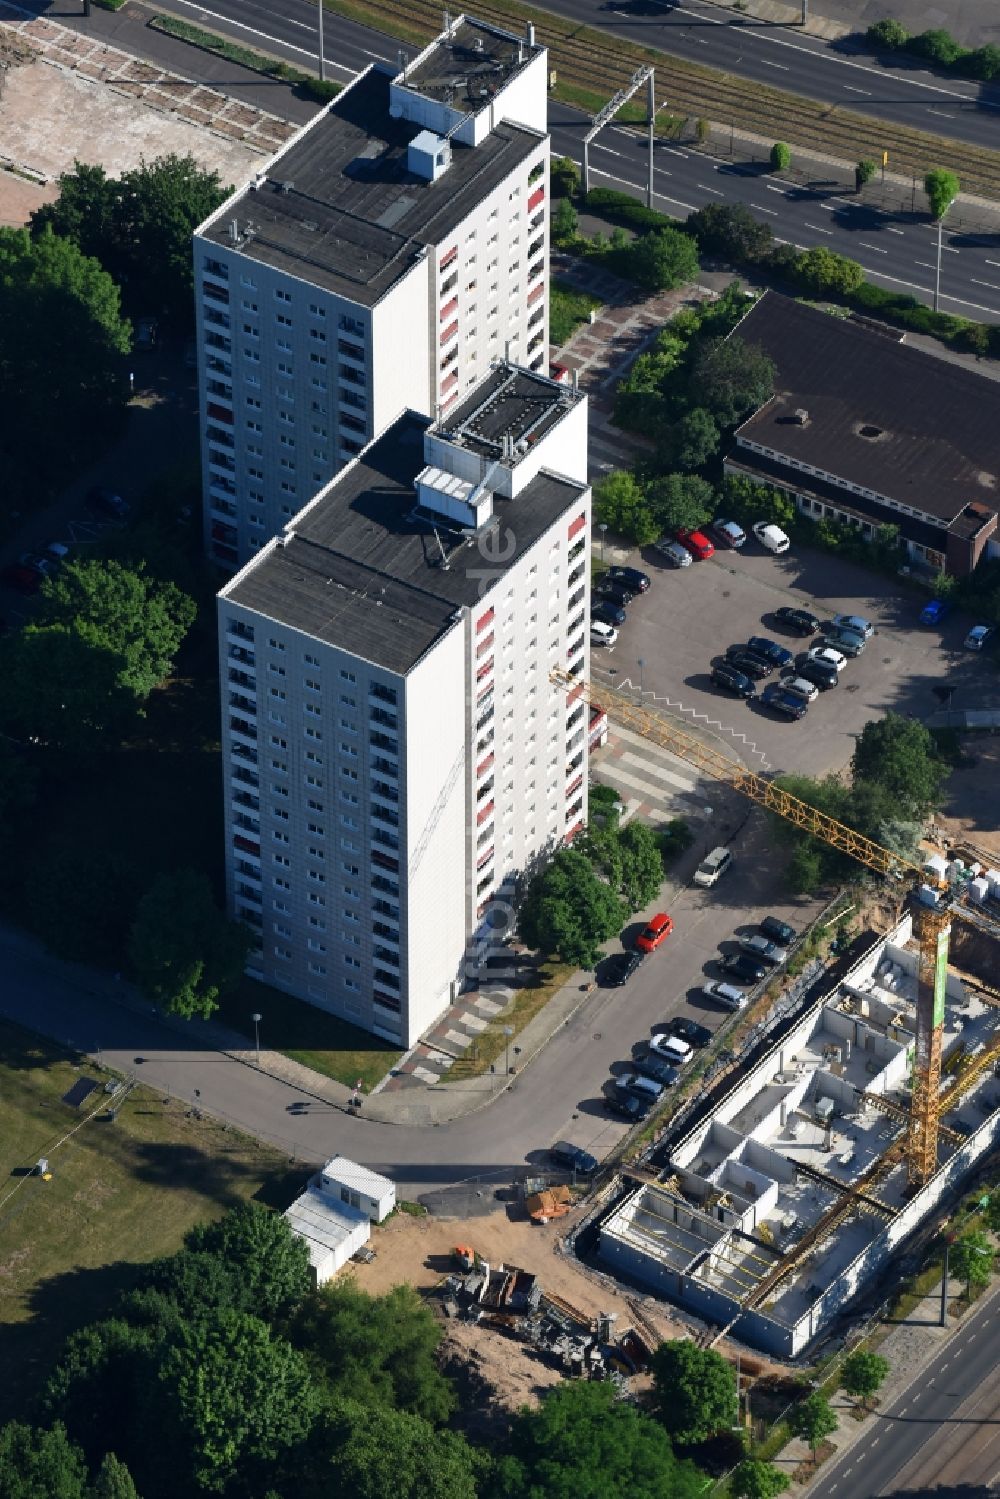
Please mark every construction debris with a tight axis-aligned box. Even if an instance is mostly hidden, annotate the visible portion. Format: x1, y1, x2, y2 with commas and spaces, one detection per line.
526, 1185, 572, 1223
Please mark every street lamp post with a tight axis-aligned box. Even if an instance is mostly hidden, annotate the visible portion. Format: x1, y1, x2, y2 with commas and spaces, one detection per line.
251, 1012, 262, 1064
933, 199, 954, 313
638, 656, 645, 703
598, 522, 608, 562
317, 0, 326, 80
503, 1025, 514, 1076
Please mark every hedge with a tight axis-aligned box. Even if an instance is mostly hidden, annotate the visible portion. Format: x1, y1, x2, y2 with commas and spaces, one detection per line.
584, 188, 674, 236
866, 18, 1000, 81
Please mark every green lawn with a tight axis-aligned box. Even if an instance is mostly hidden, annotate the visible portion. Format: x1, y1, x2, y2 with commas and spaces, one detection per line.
0, 1021, 300, 1426
216, 977, 402, 1093
550, 279, 603, 346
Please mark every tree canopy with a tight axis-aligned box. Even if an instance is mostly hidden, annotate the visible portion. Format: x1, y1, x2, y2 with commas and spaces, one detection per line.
128, 869, 249, 1019
619, 226, 700, 293
924, 169, 960, 219
593, 470, 659, 546
306, 1401, 479, 1499
664, 406, 720, 472
686, 203, 773, 263
651, 1340, 737, 1445
645, 472, 716, 535
183, 1203, 312, 1320
793, 246, 864, 296
730, 1458, 789, 1499
689, 336, 774, 428
788, 1391, 837, 1457
850, 713, 946, 819
950, 1231, 994, 1294
493, 1380, 704, 1499
518, 847, 626, 968
0, 1422, 90, 1499
32, 155, 229, 324
840, 1350, 889, 1407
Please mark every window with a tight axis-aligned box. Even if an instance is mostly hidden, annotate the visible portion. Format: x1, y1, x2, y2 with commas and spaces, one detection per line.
275, 288, 292, 302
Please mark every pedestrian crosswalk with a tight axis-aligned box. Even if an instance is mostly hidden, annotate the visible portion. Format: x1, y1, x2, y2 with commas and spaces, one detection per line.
591, 723, 714, 825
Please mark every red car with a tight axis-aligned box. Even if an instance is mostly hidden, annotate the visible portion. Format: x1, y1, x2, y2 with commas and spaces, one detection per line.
676, 528, 716, 561
636, 912, 674, 953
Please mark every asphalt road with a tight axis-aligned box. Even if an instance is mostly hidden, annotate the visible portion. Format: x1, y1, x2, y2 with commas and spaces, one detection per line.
550, 107, 1000, 322
808, 1288, 1000, 1497
525, 0, 1000, 153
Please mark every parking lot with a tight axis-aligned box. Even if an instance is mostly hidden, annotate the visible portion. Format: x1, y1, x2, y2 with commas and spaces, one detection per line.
592, 535, 1000, 779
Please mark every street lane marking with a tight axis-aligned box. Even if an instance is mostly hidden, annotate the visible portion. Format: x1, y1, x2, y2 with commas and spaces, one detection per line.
986, 259, 1000, 267
660, 146, 688, 157
760, 59, 789, 70
843, 85, 871, 95
165, 0, 356, 71
971, 278, 1000, 291
887, 227, 905, 235
915, 260, 937, 270
753, 205, 779, 216
929, 109, 956, 119
804, 222, 834, 235
699, 185, 725, 195
594, 144, 624, 157
859, 242, 888, 253
766, 184, 786, 193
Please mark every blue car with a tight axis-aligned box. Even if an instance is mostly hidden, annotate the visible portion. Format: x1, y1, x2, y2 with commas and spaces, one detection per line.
747, 636, 794, 669
762, 683, 808, 719
920, 599, 951, 625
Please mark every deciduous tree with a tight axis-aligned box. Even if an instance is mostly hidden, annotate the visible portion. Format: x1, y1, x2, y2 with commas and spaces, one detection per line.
617, 822, 666, 910
646, 472, 715, 534
0, 1422, 89, 1499
128, 868, 249, 1020
770, 142, 791, 170
184, 1203, 312, 1321
518, 848, 626, 968
593, 470, 659, 545
850, 713, 945, 817
651, 1340, 737, 1445
314, 1401, 478, 1499
690, 337, 774, 427
686, 203, 773, 263
90, 1453, 141, 1499
621, 226, 700, 292
665, 406, 720, 471
730, 1458, 789, 1499
840, 1350, 890, 1409
924, 169, 960, 219
788, 1391, 837, 1462
950, 1231, 994, 1298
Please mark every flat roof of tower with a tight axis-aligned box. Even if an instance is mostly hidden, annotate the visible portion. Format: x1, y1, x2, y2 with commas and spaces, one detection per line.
400, 16, 541, 107
223, 412, 586, 674
200, 67, 541, 307
433, 364, 583, 459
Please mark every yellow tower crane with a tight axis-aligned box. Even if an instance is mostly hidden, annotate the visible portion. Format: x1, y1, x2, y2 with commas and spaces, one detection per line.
553, 670, 1000, 1185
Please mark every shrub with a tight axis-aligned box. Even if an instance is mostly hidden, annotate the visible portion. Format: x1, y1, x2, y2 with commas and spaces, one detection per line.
866, 17, 908, 49
770, 142, 791, 171
794, 246, 865, 296
551, 155, 581, 197
967, 43, 1000, 80
855, 158, 877, 188
584, 187, 672, 234
909, 28, 966, 66
618, 225, 700, 292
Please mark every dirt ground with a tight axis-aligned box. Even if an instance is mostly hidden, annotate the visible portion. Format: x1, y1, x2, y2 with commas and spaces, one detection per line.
0, 169, 55, 228
934, 737, 1000, 866
0, 56, 261, 188
348, 1202, 687, 1413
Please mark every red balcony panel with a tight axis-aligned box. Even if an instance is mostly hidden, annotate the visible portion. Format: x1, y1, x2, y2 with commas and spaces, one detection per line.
440, 320, 459, 346
565, 774, 584, 800
233, 835, 260, 856
440, 370, 458, 394
566, 683, 584, 706
476, 631, 495, 657
568, 513, 586, 541
476, 607, 495, 633
440, 244, 458, 270
476, 800, 495, 826
476, 656, 494, 682
527, 282, 545, 306
527, 185, 545, 212
476, 752, 495, 778
439, 295, 459, 321
207, 401, 233, 423
441, 391, 458, 411
476, 846, 495, 872
564, 820, 584, 843
371, 849, 399, 873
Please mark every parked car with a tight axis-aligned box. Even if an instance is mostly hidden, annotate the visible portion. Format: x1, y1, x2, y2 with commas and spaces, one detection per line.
676, 527, 715, 561
819, 625, 866, 657
634, 1054, 682, 1087
747, 636, 794, 669
636, 912, 674, 954
710, 663, 756, 699
606, 566, 650, 593
753, 522, 790, 554
694, 846, 733, 888
85, 485, 130, 518
774, 606, 820, 636
590, 620, 618, 648
964, 624, 994, 651
591, 600, 626, 627
654, 537, 693, 568
711, 518, 746, 550
738, 933, 787, 965
832, 613, 875, 640
603, 951, 643, 986
794, 655, 839, 690
724, 647, 771, 680
666, 1017, 712, 1048
605, 1087, 649, 1122
760, 915, 796, 945
648, 1032, 693, 1065
920, 598, 950, 625
807, 644, 847, 673
761, 683, 808, 719
550, 1141, 598, 1175
134, 315, 158, 351
721, 951, 768, 983
702, 980, 747, 1011
778, 674, 819, 704
595, 580, 635, 608
618, 1072, 665, 1105
0, 563, 41, 595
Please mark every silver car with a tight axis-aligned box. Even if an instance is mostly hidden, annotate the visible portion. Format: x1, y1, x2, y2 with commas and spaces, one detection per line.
654, 537, 692, 568
780, 675, 819, 703
832, 613, 874, 640
738, 934, 786, 965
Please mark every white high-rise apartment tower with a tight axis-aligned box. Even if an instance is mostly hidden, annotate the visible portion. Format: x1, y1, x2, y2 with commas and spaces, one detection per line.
193, 14, 551, 569
218, 362, 591, 1048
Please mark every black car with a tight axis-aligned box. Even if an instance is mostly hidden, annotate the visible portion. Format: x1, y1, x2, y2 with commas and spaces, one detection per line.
666, 1017, 712, 1048
85, 485, 130, 519
724, 647, 771, 680
634, 1053, 681, 1087
721, 952, 768, 983
606, 566, 650, 593
775, 606, 820, 637
592, 600, 626, 627
550, 1141, 599, 1175
747, 636, 794, 669
794, 654, 838, 690
761, 683, 808, 719
604, 951, 643, 986
760, 916, 796, 945
595, 580, 635, 609
710, 663, 755, 699
605, 1088, 648, 1122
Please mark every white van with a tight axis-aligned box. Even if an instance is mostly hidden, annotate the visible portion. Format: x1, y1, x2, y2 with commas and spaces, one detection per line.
753, 522, 790, 555
650, 1033, 692, 1065
693, 846, 733, 888
590, 620, 618, 648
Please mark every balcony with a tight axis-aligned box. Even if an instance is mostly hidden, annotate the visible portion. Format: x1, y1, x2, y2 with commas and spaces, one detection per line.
229, 692, 257, 716
440, 319, 459, 347
476, 800, 495, 826
477, 777, 495, 803
527, 282, 545, 306
233, 811, 259, 833
568, 563, 585, 587
440, 271, 458, 296
232, 766, 259, 788
372, 826, 400, 851
229, 717, 257, 742
228, 668, 256, 692
211, 497, 238, 519
227, 620, 255, 642
528, 235, 544, 260
529, 209, 544, 233
476, 751, 494, 778
374, 945, 400, 967
441, 370, 459, 396
476, 656, 494, 683
528, 332, 544, 355
476, 845, 495, 872
528, 305, 545, 330
370, 705, 398, 731
566, 773, 584, 800
235, 859, 261, 879
233, 790, 260, 812
233, 836, 260, 858
338, 339, 364, 362
439, 295, 459, 322
440, 244, 458, 271
230, 743, 258, 765
371, 779, 399, 804
527, 185, 545, 212
236, 884, 262, 905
